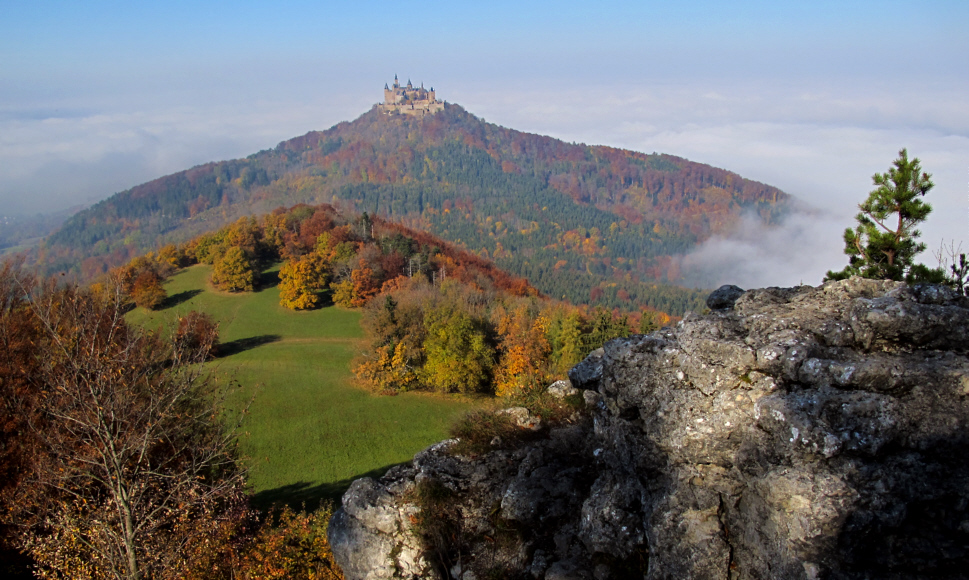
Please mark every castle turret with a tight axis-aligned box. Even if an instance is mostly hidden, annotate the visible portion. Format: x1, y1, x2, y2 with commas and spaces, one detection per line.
379, 77, 444, 117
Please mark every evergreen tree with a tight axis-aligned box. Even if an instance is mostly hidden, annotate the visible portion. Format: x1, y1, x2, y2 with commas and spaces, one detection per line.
826, 149, 936, 282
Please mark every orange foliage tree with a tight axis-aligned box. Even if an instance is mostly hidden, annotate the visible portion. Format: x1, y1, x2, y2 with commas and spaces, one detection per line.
131, 269, 167, 310
8, 277, 247, 580
492, 301, 551, 398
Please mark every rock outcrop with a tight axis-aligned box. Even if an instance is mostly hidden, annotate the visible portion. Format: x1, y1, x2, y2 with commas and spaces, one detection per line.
329, 278, 969, 579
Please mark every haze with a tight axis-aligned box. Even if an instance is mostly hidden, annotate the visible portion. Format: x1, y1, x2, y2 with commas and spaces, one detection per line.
2, 0, 966, 286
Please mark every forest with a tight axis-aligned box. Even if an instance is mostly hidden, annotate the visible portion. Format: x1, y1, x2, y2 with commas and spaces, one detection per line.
1, 202, 677, 578
38, 104, 788, 316
120, 203, 670, 396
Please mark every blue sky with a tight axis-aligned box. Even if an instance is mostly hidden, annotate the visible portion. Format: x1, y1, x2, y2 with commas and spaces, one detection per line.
1, 0, 967, 285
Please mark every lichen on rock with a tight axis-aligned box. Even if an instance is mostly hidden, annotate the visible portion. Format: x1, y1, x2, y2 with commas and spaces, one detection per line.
329, 278, 969, 579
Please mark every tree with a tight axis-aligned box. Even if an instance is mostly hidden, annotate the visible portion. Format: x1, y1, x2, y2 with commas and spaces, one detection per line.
131, 270, 167, 310
422, 304, 494, 394
492, 302, 550, 398
213, 246, 255, 292
826, 149, 936, 282
0, 263, 44, 574
175, 311, 220, 359
10, 278, 247, 580
279, 253, 329, 310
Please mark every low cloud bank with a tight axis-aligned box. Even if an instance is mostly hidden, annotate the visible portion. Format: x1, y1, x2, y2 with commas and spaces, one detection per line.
676, 208, 847, 289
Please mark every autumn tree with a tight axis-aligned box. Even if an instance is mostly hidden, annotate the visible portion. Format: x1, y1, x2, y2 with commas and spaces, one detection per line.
422, 300, 494, 394
0, 263, 43, 573
131, 269, 167, 310
11, 278, 247, 580
175, 311, 220, 359
279, 253, 330, 310
826, 149, 939, 282
354, 342, 420, 394
492, 302, 550, 398
213, 246, 255, 292
349, 261, 380, 307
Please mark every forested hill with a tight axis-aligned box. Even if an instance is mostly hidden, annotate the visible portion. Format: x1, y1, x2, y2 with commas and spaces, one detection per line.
42, 104, 791, 315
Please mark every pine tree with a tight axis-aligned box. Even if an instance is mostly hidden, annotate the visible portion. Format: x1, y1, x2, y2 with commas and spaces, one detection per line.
826, 149, 936, 282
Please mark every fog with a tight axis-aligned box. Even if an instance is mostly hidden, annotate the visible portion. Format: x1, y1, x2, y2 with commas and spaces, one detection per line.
1, 0, 965, 287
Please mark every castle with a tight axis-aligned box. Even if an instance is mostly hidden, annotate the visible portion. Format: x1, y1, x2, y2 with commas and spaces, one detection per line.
377, 75, 444, 117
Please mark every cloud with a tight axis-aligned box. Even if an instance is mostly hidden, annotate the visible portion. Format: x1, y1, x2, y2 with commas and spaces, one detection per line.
466, 81, 968, 285
677, 209, 846, 289
0, 73, 963, 292
0, 97, 368, 214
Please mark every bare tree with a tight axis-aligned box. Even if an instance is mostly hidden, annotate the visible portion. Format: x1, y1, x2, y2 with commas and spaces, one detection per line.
11, 274, 248, 580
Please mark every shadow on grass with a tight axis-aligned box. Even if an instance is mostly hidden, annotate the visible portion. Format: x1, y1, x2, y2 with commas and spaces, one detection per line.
160, 288, 202, 310
251, 464, 400, 511
257, 269, 281, 290
215, 334, 282, 358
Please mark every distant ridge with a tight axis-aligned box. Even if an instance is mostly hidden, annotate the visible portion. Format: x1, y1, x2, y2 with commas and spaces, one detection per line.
40, 85, 791, 314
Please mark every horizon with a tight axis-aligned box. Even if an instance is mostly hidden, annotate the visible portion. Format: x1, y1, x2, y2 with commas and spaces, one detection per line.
2, 0, 966, 287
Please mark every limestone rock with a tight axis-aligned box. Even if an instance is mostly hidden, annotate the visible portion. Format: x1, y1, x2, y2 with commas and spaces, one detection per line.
547, 379, 579, 399
330, 278, 969, 579
705, 284, 745, 310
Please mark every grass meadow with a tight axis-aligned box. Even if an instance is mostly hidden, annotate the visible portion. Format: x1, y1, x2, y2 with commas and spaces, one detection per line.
130, 264, 478, 508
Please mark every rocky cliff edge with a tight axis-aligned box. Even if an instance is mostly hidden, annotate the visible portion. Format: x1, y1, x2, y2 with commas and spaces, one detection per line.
329, 278, 969, 579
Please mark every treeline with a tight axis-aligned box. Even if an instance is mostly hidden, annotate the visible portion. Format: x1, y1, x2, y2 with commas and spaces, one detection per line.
114, 203, 676, 398
0, 263, 343, 579
354, 278, 670, 397
38, 104, 789, 314
183, 204, 539, 307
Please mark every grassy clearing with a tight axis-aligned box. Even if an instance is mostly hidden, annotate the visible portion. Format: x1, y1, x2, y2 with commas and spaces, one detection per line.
131, 264, 478, 508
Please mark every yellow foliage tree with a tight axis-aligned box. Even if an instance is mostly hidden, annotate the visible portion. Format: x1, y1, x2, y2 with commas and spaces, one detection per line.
331, 279, 355, 308
213, 247, 254, 292
279, 253, 329, 310
422, 305, 494, 394
354, 342, 419, 393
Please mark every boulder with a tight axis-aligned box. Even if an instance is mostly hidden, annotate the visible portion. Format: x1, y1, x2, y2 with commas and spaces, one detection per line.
330, 278, 969, 579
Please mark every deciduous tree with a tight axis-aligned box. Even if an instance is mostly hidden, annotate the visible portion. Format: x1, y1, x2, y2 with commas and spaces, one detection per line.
279, 253, 329, 310
131, 269, 167, 310
213, 246, 255, 292
492, 302, 550, 398
11, 279, 247, 580
422, 304, 494, 394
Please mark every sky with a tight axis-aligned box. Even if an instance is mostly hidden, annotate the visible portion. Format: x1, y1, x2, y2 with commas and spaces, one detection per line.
1, 0, 967, 287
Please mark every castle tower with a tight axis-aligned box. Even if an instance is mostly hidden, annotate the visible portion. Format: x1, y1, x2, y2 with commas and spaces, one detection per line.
379, 77, 444, 117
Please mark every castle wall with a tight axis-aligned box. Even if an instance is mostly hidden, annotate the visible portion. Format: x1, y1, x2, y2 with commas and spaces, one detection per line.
380, 80, 443, 116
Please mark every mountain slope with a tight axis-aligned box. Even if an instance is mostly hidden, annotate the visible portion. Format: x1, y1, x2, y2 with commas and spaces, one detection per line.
43, 104, 790, 314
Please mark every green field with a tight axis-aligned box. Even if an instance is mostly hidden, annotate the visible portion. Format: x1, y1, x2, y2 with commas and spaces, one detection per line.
131, 264, 478, 508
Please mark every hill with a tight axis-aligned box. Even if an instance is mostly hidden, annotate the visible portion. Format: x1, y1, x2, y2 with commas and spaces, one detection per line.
128, 262, 478, 508
41, 99, 791, 314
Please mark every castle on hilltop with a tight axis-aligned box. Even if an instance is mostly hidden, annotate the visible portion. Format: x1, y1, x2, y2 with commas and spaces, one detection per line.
378, 75, 444, 117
